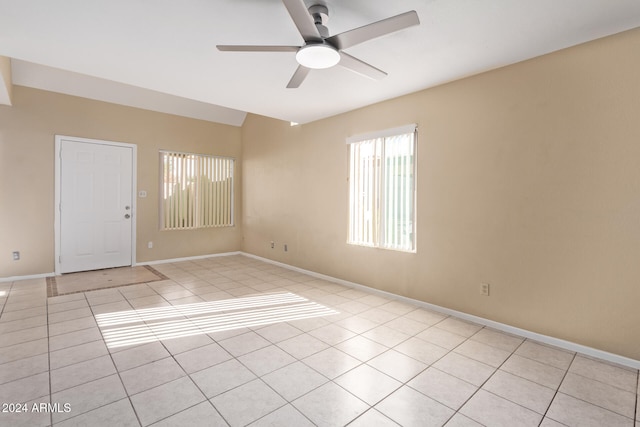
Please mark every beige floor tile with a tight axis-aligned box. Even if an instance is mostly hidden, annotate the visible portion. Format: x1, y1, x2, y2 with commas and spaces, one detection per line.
127, 295, 170, 309
335, 364, 402, 405
302, 347, 361, 379
539, 418, 567, 427
0, 371, 49, 404
335, 299, 371, 315
51, 374, 127, 423
48, 316, 97, 336
160, 333, 214, 355
49, 327, 103, 351
0, 353, 49, 385
546, 392, 633, 427
0, 338, 48, 365
190, 358, 256, 398
0, 325, 48, 348
358, 294, 391, 307
408, 367, 477, 410
515, 340, 574, 370
218, 331, 271, 357
49, 340, 109, 370
120, 356, 186, 395
0, 397, 52, 427
48, 293, 87, 305
460, 389, 542, 427
90, 300, 133, 315
432, 352, 495, 386
367, 349, 428, 382
454, 339, 512, 368
286, 316, 331, 332
175, 342, 232, 374
394, 336, 449, 365
333, 316, 379, 334
211, 379, 286, 427
86, 292, 126, 307
501, 354, 566, 389
152, 401, 227, 427
434, 317, 482, 338
358, 307, 399, 324
362, 325, 410, 347
48, 307, 93, 324
307, 323, 357, 346
415, 326, 467, 350
254, 322, 302, 343
262, 361, 328, 401
335, 335, 388, 362
2, 299, 46, 313
47, 299, 88, 314
111, 341, 170, 372
130, 377, 206, 426
293, 382, 368, 427
376, 385, 454, 427
54, 398, 139, 427
384, 316, 430, 336
482, 370, 555, 414
559, 372, 636, 418
0, 315, 47, 334
0, 306, 47, 322
444, 413, 484, 426
248, 404, 315, 427
51, 354, 116, 393
569, 355, 638, 392
349, 409, 400, 426
238, 345, 296, 376
2, 256, 638, 427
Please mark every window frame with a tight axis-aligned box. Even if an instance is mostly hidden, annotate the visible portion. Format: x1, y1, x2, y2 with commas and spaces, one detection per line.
347, 124, 417, 252
159, 150, 235, 230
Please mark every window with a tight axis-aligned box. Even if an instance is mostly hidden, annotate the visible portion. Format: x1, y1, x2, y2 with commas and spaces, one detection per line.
160, 151, 234, 230
347, 125, 416, 252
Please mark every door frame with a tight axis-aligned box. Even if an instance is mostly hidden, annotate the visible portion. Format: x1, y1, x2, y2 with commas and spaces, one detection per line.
54, 135, 137, 275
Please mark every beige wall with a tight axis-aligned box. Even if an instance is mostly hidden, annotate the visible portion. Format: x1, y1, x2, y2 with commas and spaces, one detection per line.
242, 28, 640, 360
0, 86, 242, 277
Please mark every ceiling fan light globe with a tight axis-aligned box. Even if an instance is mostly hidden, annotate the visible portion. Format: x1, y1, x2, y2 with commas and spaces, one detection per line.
296, 44, 340, 69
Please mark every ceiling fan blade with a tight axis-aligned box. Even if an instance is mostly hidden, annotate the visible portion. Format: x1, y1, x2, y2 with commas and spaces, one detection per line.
338, 52, 387, 80
217, 45, 299, 52
326, 10, 419, 50
286, 65, 311, 88
282, 0, 322, 43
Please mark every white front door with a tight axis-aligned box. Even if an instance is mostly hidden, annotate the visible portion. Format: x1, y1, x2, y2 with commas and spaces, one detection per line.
57, 137, 134, 273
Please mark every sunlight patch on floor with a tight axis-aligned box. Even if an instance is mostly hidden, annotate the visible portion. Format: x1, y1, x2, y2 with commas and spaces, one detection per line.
95, 292, 338, 348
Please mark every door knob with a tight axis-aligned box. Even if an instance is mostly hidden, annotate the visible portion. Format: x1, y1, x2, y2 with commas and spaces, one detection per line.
124, 214, 131, 219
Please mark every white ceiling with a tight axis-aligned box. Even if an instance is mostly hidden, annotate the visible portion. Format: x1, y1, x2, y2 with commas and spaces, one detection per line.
1, 0, 639, 126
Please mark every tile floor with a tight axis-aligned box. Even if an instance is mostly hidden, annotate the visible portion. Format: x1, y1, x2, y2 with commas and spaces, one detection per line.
0, 255, 638, 426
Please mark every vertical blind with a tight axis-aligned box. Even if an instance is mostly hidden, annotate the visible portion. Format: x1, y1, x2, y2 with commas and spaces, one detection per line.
160, 151, 234, 230
348, 126, 416, 251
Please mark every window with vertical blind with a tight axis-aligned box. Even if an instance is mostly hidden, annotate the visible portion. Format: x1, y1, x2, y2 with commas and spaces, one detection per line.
347, 125, 416, 252
160, 151, 234, 230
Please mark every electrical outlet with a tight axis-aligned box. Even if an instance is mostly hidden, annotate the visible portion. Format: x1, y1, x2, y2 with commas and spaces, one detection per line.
12, 251, 20, 261
480, 283, 490, 296
270, 241, 275, 249
148, 241, 153, 249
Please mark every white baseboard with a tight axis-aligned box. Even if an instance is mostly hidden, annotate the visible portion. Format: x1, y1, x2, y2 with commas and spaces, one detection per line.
0, 272, 55, 283
241, 252, 640, 370
136, 251, 242, 266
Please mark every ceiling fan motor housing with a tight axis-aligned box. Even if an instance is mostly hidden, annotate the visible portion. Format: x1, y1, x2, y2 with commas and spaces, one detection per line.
309, 4, 330, 38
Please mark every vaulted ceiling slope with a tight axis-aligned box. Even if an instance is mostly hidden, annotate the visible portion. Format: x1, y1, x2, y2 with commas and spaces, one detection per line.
1, 0, 639, 126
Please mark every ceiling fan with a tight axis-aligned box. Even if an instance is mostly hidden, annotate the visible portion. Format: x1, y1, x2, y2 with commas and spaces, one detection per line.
217, 0, 420, 88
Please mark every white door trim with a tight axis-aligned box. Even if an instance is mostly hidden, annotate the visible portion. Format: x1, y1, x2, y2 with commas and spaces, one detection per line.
54, 135, 137, 275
